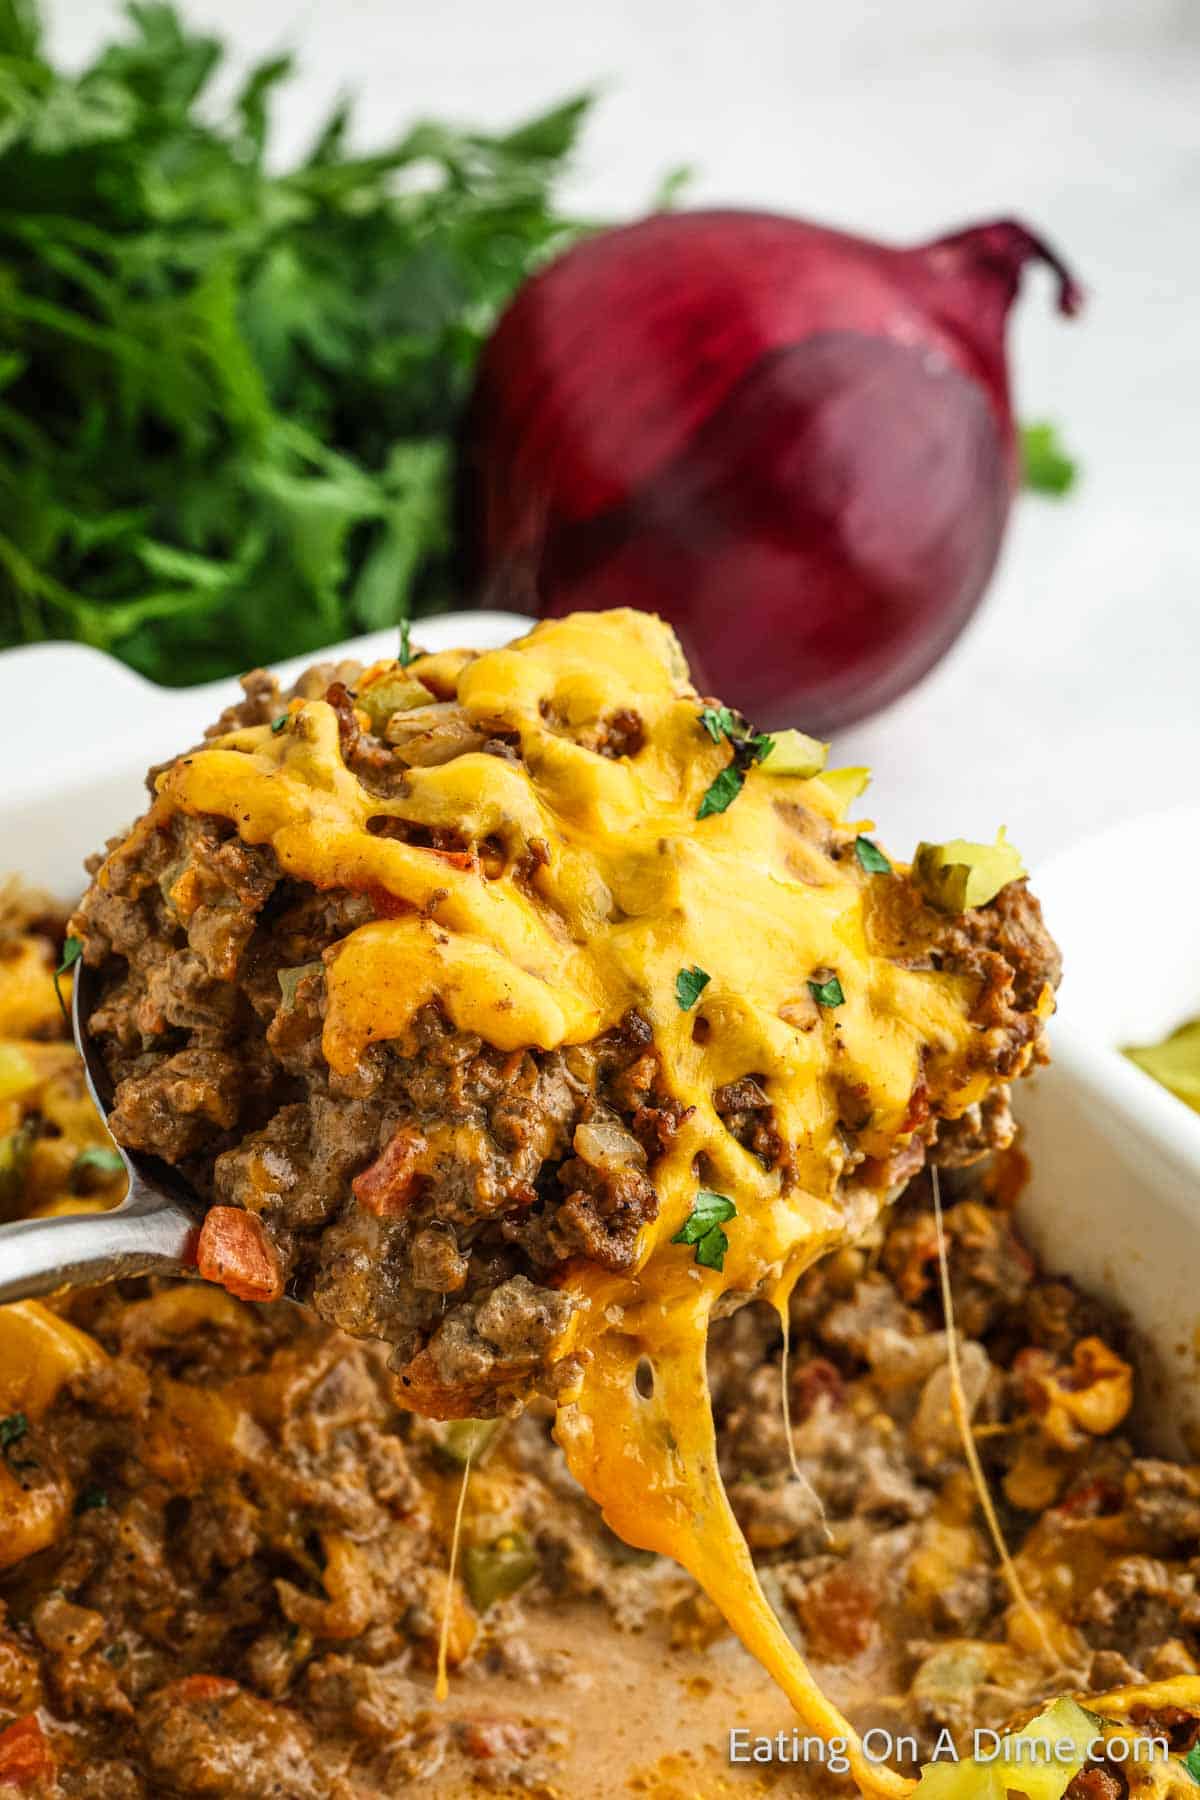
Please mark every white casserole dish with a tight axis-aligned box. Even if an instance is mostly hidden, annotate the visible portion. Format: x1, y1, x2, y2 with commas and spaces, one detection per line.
1014, 806, 1200, 1456
2, 622, 1196, 1449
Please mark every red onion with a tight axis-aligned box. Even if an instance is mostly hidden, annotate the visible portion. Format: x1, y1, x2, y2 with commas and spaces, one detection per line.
458, 211, 1082, 731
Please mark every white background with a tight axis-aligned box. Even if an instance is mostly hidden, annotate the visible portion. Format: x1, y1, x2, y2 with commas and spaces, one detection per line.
48, 0, 1200, 865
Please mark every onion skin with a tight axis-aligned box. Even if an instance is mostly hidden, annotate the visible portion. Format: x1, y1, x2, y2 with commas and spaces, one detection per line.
459, 211, 1083, 731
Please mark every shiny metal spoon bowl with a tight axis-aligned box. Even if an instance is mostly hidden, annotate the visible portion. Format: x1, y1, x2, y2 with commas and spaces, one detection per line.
0, 958, 201, 1303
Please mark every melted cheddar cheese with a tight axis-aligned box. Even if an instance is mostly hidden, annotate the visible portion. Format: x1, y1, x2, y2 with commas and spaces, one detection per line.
105, 609, 1049, 1795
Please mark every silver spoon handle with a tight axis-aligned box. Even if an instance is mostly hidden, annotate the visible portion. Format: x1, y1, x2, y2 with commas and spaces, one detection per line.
0, 1175, 198, 1304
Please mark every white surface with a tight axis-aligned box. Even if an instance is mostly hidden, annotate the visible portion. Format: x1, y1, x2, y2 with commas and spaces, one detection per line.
46, 0, 1200, 865
1014, 807, 1200, 1455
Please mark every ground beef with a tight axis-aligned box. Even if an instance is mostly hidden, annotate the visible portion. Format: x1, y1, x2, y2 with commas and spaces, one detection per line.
713, 1075, 782, 1168
71, 661, 1060, 1418
2, 1124, 1195, 1794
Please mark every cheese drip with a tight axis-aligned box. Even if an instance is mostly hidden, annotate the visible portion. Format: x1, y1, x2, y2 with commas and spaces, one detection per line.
556, 1297, 912, 1799
117, 609, 1047, 1788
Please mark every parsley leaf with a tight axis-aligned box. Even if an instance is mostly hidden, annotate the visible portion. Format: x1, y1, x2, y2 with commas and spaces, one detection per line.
0, 1412, 29, 1451
699, 705, 736, 743
0, 7, 598, 683
696, 706, 777, 817
809, 975, 845, 1008
271, 714, 289, 734
1021, 421, 1078, 497
53, 934, 82, 1024
71, 1146, 126, 1185
854, 836, 891, 874
675, 965, 710, 1010
695, 1225, 730, 1271
672, 1191, 737, 1270
1184, 1744, 1200, 1785
697, 766, 744, 819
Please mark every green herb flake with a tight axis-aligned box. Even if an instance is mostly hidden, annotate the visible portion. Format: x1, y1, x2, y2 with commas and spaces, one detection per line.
76, 1484, 109, 1513
746, 732, 775, 766
674, 965, 710, 1011
672, 1191, 736, 1270
697, 766, 744, 819
854, 836, 892, 875
1184, 1743, 1200, 1785
1021, 421, 1078, 497
699, 705, 736, 743
53, 934, 83, 1024
72, 1146, 125, 1184
809, 975, 845, 1009
694, 1225, 730, 1271
399, 617, 413, 668
271, 713, 289, 734
0, 1412, 29, 1451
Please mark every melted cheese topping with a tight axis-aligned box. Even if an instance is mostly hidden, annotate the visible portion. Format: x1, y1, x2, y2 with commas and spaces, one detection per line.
116, 609, 1044, 1794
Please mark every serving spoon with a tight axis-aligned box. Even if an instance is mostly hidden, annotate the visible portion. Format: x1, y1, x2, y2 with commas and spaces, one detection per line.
0, 959, 201, 1303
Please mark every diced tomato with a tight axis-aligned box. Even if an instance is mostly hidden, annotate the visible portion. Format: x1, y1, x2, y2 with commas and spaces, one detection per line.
792, 1568, 876, 1662
352, 1129, 428, 1217
1053, 1475, 1122, 1518
0, 1716, 56, 1788
196, 1209, 283, 1304
162, 1675, 239, 1706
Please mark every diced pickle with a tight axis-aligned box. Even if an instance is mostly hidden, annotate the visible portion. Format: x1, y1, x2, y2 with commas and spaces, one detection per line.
357, 671, 434, 735
464, 1532, 539, 1612
1124, 1016, 1200, 1115
814, 766, 871, 817
912, 830, 1025, 914
913, 1696, 1099, 1799
760, 730, 828, 779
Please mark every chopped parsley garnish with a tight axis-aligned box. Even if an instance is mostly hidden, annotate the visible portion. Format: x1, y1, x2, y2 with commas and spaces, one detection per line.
696, 706, 775, 819
809, 975, 845, 1008
53, 934, 82, 1024
697, 766, 744, 819
399, 617, 413, 668
0, 1412, 29, 1452
675, 965, 711, 1011
699, 705, 736, 743
76, 1484, 109, 1513
854, 835, 892, 875
672, 1191, 736, 1271
270, 713, 289, 734
72, 1146, 125, 1183
1184, 1743, 1200, 1784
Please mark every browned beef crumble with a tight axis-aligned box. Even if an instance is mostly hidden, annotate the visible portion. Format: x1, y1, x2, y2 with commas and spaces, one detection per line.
4, 1154, 1198, 1796
71, 664, 1061, 1416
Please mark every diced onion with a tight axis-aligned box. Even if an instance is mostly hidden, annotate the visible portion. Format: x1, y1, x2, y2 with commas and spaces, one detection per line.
574, 1118, 646, 1171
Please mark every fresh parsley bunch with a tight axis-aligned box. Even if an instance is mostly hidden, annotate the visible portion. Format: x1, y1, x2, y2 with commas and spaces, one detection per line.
0, 0, 591, 682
